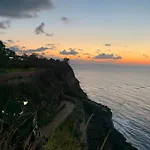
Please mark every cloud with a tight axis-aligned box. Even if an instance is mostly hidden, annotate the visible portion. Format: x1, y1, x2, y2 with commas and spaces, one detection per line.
143, 54, 148, 58
7, 40, 14, 43
61, 17, 69, 23
113, 56, 122, 60
83, 53, 90, 55
9, 46, 21, 52
46, 44, 57, 49
95, 53, 114, 59
77, 48, 84, 51
45, 33, 54, 36
60, 49, 78, 55
10, 45, 55, 54
35, 22, 45, 34
0, 32, 5, 35
96, 49, 101, 53
104, 44, 111, 47
25, 47, 50, 53
95, 53, 122, 60
0, 0, 54, 18
0, 20, 10, 29
34, 22, 54, 36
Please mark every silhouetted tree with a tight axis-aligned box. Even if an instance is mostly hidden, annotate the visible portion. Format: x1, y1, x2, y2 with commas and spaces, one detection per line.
63, 57, 70, 63
0, 41, 8, 68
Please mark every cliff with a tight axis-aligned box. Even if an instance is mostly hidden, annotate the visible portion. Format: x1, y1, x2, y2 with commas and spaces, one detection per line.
0, 62, 138, 150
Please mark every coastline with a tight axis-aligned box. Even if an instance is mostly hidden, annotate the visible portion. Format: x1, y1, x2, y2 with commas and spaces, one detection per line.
0, 64, 138, 150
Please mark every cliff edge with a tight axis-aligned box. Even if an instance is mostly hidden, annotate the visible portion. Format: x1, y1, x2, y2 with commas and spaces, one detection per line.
0, 62, 138, 150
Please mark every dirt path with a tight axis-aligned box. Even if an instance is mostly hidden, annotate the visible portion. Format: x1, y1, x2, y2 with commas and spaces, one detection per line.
40, 101, 75, 137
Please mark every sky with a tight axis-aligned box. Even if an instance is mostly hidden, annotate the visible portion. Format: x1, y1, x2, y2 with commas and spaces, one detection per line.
0, 0, 150, 65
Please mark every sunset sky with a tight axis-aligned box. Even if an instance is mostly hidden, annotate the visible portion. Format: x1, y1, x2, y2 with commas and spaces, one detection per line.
0, 0, 150, 65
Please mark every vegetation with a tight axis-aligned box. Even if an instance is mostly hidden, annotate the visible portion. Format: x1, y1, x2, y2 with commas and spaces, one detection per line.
0, 68, 36, 73
0, 40, 70, 70
45, 115, 81, 150
0, 41, 82, 150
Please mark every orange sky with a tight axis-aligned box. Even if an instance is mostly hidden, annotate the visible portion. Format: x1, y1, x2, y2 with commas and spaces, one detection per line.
0, 0, 150, 65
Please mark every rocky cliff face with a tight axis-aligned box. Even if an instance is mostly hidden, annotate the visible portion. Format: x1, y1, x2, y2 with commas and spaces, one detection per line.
0, 62, 138, 150
62, 65, 138, 150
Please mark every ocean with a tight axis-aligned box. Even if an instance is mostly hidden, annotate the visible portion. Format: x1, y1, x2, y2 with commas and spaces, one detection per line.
71, 64, 150, 150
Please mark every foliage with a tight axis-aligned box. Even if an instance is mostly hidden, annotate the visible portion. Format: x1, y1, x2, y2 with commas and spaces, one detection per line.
0, 41, 72, 71
0, 68, 36, 73
45, 116, 81, 150
0, 77, 64, 149
63, 57, 70, 63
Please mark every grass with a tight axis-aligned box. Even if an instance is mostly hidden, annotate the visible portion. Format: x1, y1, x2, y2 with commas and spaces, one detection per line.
100, 129, 112, 150
45, 116, 81, 150
0, 68, 36, 73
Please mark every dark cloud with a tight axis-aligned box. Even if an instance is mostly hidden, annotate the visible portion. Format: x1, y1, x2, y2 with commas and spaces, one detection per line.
60, 49, 78, 55
7, 40, 14, 43
25, 47, 50, 53
0, 0, 54, 18
0, 20, 10, 29
113, 56, 122, 60
143, 54, 148, 58
34, 22, 54, 36
45, 44, 57, 49
95, 53, 114, 59
35, 22, 45, 34
10, 45, 55, 54
9, 46, 21, 52
45, 33, 54, 37
104, 44, 111, 47
96, 49, 101, 53
95, 53, 122, 60
61, 17, 69, 23
46, 43, 60, 46
83, 53, 90, 55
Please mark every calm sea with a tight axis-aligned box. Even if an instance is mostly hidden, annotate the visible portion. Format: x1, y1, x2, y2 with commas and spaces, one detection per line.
71, 64, 150, 150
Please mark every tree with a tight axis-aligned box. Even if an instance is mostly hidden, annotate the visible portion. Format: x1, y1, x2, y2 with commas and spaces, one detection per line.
0, 41, 8, 68
63, 57, 70, 63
